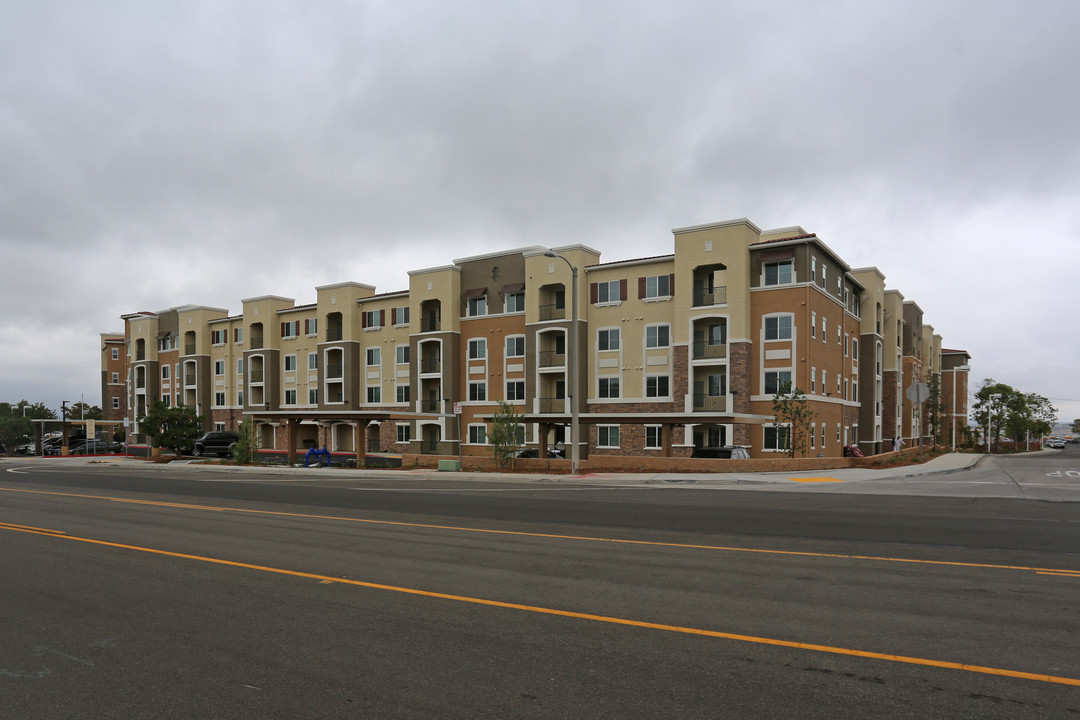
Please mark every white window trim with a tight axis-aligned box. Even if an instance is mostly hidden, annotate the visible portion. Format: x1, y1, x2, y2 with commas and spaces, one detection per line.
597, 424, 621, 449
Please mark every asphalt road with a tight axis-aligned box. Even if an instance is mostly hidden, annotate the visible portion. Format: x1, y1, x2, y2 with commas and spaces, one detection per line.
1, 456, 1078, 718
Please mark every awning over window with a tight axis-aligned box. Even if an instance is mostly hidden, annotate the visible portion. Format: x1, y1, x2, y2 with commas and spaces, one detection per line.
500, 282, 525, 294
463, 287, 487, 299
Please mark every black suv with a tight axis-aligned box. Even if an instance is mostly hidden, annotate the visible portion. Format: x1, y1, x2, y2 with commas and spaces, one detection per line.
192, 431, 239, 457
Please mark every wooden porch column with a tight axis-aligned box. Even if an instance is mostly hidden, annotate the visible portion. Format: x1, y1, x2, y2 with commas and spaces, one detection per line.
354, 422, 364, 468
661, 424, 673, 458
538, 422, 551, 457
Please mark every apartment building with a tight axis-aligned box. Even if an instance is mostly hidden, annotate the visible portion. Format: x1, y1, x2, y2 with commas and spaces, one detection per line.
100, 333, 127, 423
105, 218, 970, 461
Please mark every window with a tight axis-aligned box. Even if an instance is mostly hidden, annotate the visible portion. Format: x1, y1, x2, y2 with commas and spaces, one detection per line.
237, 390, 244, 406
810, 423, 816, 449
837, 423, 842, 443
391, 306, 409, 326
366, 348, 380, 366
215, 423, 225, 432
811, 312, 817, 338
598, 377, 620, 398
646, 376, 670, 398
234, 327, 243, 344
111, 372, 119, 383
309, 388, 318, 405
159, 335, 173, 352
764, 260, 793, 286
468, 424, 487, 444
236, 358, 243, 375
111, 348, 119, 360
821, 264, 827, 286
505, 292, 524, 313
396, 385, 410, 403
367, 386, 381, 403
837, 374, 842, 394
844, 333, 849, 356
821, 424, 826, 449
469, 381, 487, 401
597, 425, 620, 448
397, 424, 411, 443
646, 325, 670, 349
707, 374, 726, 396
362, 310, 383, 329
304, 318, 318, 336
281, 320, 299, 338
468, 339, 486, 360
852, 339, 859, 360
821, 317, 827, 342
284, 390, 297, 405
645, 425, 662, 449
506, 381, 526, 401
595, 280, 622, 304
598, 328, 620, 351
764, 371, 792, 395
211, 329, 227, 345
837, 326, 842, 345
284, 355, 296, 372
214, 392, 226, 407
395, 346, 410, 365
642, 274, 672, 299
308, 352, 318, 371
822, 370, 828, 395
811, 367, 816, 393
811, 256, 817, 281
764, 425, 790, 452
112, 397, 120, 409
764, 315, 793, 340
162, 394, 171, 406
467, 295, 487, 317
505, 336, 525, 358
161, 365, 170, 380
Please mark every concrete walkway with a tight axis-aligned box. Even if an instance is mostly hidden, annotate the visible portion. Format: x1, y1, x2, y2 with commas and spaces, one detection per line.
9, 451, 991, 487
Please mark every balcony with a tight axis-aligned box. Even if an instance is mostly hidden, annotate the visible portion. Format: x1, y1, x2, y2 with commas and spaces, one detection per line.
692, 342, 727, 360
420, 357, 441, 373
249, 370, 264, 383
693, 395, 727, 412
421, 440, 440, 454
422, 399, 441, 413
184, 374, 196, 386
539, 303, 565, 321
539, 397, 565, 413
326, 363, 343, 379
184, 343, 196, 355
692, 286, 727, 307
539, 350, 565, 368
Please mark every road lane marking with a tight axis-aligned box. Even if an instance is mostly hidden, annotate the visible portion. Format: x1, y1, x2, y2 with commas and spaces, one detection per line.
1, 486, 1078, 579
0, 522, 66, 535
1, 521, 1077, 688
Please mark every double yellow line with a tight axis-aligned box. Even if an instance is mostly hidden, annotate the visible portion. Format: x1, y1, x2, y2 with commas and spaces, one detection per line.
2, 486, 1079, 687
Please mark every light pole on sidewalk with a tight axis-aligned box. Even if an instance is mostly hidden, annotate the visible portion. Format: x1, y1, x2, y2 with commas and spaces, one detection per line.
544, 250, 579, 475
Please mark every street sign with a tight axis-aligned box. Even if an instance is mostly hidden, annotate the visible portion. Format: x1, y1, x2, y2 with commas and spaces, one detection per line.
453, 402, 462, 415
906, 382, 930, 404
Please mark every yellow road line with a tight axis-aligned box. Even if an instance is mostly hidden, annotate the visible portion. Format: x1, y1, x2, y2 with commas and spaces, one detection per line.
0, 521, 66, 535
1, 486, 1077, 578
1, 521, 1078, 688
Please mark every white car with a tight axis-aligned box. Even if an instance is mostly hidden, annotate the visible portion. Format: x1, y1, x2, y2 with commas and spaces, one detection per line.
1045, 439, 1066, 449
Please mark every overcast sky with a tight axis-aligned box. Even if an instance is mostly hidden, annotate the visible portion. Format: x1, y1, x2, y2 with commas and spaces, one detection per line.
2, 0, 1078, 426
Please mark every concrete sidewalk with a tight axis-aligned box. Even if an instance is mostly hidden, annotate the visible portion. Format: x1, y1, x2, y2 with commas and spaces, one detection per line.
15, 451, 989, 487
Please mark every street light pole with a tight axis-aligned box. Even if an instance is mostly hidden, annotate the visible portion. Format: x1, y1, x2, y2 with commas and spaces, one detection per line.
544, 251, 579, 475
988, 392, 1001, 454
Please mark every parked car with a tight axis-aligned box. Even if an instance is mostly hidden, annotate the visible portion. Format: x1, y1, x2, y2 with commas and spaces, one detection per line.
70, 440, 122, 455
513, 447, 565, 459
1045, 438, 1067, 449
15, 441, 35, 455
192, 431, 239, 457
691, 445, 751, 459
843, 445, 864, 457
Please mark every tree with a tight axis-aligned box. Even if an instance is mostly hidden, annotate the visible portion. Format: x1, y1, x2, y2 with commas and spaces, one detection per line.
970, 379, 1057, 451
232, 417, 258, 465
1072, 419, 1080, 435
139, 401, 204, 456
66, 401, 103, 420
0, 401, 57, 454
772, 384, 817, 458
488, 401, 524, 469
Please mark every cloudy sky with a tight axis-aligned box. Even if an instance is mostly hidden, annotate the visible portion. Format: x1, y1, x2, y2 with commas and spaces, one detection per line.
2, 0, 1078, 426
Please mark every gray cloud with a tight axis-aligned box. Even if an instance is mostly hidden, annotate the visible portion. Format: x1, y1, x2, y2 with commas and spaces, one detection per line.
1, 0, 1078, 421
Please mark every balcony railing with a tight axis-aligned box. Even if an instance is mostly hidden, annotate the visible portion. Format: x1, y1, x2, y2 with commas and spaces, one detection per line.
539, 303, 565, 321
326, 363, 343, 379
421, 318, 441, 332
539, 397, 565, 413
420, 357, 441, 373
249, 370, 264, 383
184, 374, 196, 386
327, 327, 343, 342
422, 399, 441, 413
692, 286, 727, 307
693, 394, 728, 412
185, 344, 196, 355
692, 342, 727, 360
538, 350, 565, 368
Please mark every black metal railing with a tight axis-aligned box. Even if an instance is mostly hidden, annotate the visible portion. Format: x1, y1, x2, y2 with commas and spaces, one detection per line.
693, 394, 727, 412
692, 286, 727, 307
539, 303, 565, 321
692, 341, 727, 359
538, 350, 565, 368
421, 357, 441, 373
